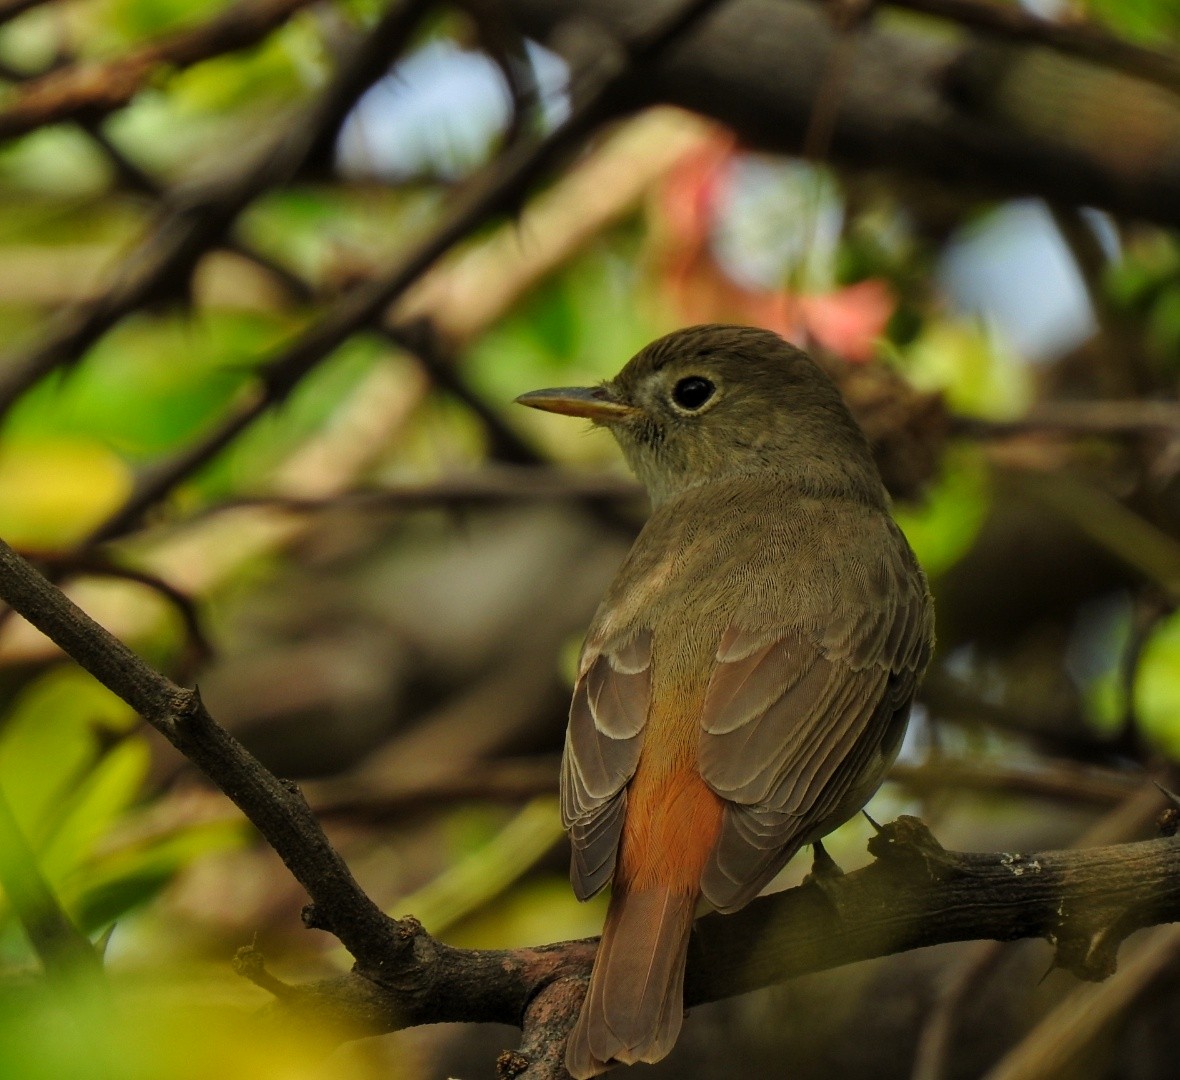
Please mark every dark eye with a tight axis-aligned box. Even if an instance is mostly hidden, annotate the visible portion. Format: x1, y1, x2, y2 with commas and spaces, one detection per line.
672, 376, 715, 410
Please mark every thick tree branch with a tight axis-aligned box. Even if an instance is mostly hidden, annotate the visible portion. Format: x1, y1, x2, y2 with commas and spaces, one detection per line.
501, 0, 1180, 227
261, 816, 1180, 1075
871, 0, 1180, 96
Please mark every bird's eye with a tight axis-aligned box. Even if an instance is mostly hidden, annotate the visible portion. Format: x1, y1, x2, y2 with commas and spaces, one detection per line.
672, 376, 715, 411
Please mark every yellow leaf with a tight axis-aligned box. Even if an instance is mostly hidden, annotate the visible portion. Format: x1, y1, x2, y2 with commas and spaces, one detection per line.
0, 438, 132, 548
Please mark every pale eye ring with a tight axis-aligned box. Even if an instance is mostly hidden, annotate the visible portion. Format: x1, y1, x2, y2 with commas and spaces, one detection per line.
672, 376, 715, 410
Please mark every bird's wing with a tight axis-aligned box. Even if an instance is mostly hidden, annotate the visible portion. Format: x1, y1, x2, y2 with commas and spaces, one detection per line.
698, 554, 931, 913
562, 628, 652, 900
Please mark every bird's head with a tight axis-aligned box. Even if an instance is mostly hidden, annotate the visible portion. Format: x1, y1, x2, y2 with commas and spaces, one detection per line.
516, 324, 884, 507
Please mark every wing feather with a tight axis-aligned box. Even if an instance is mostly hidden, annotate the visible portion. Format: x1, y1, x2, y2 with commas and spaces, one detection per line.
562, 630, 652, 900
699, 553, 930, 913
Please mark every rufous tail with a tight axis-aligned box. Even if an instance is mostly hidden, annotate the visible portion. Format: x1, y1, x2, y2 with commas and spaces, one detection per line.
565, 886, 697, 1079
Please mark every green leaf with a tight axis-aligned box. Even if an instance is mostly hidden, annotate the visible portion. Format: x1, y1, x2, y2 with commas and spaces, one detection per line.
886, 320, 1031, 419
0, 669, 135, 843
70, 819, 246, 934
893, 447, 990, 577
38, 740, 151, 889
1135, 610, 1180, 758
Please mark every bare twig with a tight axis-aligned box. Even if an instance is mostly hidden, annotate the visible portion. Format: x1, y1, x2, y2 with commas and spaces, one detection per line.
889, 759, 1141, 807
200, 467, 643, 517
957, 400, 1180, 439
0, 0, 321, 143
24, 551, 214, 668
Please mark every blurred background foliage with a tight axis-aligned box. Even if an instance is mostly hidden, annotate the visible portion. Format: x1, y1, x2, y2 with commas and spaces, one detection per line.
1, 0, 1180, 1077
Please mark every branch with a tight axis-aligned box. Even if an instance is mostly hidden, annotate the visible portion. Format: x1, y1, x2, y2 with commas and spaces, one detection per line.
26, 551, 213, 667
960, 400, 1180, 438
872, 0, 1180, 97
5, 531, 1180, 1077
264, 817, 1180, 1072
204, 467, 644, 515
0, 0, 55, 29
500, 0, 1180, 227
66, 0, 724, 546
0, 0, 321, 143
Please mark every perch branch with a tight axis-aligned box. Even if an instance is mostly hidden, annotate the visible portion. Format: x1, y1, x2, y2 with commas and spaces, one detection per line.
5, 534, 1180, 1077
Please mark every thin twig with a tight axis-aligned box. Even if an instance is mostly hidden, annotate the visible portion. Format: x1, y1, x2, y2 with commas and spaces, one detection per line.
957, 400, 1180, 438
199, 467, 643, 516
889, 759, 1141, 807
25, 551, 214, 665
0, 0, 322, 144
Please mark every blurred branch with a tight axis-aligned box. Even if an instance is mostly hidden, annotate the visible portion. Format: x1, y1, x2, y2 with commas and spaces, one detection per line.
0, 782, 101, 977
961, 401, 1180, 439
208, 467, 644, 515
0, 0, 323, 143
1016, 472, 1180, 602
26, 551, 213, 667
0, 535, 403, 962
0, 111, 706, 649
460, 0, 539, 151
863, 0, 1180, 97
982, 924, 1180, 1080
0, 0, 53, 28
911, 780, 1169, 1080
889, 759, 1141, 807
502, 0, 1180, 227
1050, 204, 1145, 397
310, 753, 1142, 825
311, 756, 562, 821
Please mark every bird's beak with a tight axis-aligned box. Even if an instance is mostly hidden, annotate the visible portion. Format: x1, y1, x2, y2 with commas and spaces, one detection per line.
514, 385, 636, 423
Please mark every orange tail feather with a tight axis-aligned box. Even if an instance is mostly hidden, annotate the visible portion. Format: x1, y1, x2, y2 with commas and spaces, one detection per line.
565, 886, 697, 1079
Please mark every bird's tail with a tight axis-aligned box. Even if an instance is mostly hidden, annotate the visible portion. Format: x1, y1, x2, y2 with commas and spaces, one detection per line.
565, 886, 697, 1079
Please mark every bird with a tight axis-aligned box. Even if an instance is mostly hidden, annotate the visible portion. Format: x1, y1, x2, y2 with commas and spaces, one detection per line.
515, 324, 933, 1077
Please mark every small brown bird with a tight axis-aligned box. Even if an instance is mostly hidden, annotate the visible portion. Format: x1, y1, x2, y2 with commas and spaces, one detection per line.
516, 325, 933, 1077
